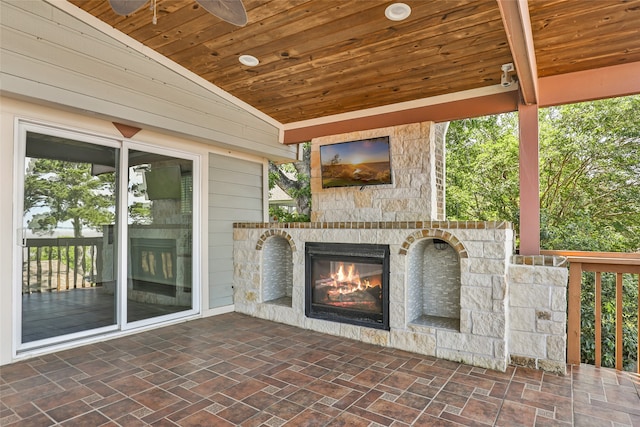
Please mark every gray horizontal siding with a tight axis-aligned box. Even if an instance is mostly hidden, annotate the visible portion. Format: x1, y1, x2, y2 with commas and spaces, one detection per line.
0, 0, 297, 161
208, 153, 263, 309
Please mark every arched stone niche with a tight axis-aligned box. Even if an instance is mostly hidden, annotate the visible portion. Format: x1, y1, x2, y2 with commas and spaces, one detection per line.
406, 236, 462, 330
258, 233, 294, 306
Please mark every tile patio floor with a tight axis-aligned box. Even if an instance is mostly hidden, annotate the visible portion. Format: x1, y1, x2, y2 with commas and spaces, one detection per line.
1, 312, 639, 426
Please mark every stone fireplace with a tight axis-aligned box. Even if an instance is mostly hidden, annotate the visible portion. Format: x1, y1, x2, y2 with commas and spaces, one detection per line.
233, 121, 568, 374
305, 242, 390, 330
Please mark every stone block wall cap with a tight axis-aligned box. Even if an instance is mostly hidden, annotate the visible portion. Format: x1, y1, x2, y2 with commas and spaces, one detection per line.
232, 221, 514, 230
511, 255, 568, 268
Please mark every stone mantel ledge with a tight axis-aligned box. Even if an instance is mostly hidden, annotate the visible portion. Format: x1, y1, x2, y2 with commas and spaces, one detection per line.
233, 221, 567, 268
233, 220, 512, 230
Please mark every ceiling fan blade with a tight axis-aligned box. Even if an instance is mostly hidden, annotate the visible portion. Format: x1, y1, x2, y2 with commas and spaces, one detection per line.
108, 0, 148, 16
196, 0, 248, 26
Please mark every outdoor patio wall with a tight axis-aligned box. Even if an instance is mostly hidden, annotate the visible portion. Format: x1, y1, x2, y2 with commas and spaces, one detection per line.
233, 223, 569, 373
0, 96, 268, 366
234, 221, 512, 372
507, 256, 569, 374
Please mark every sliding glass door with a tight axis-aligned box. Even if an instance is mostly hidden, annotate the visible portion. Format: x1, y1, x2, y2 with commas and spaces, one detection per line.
20, 127, 120, 345
125, 148, 195, 324
17, 122, 198, 350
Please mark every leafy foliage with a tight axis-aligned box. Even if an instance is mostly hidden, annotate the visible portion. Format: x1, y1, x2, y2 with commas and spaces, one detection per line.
268, 206, 310, 223
580, 273, 639, 371
24, 159, 116, 237
446, 96, 640, 251
128, 201, 152, 225
539, 97, 640, 252
446, 113, 520, 225
445, 95, 640, 371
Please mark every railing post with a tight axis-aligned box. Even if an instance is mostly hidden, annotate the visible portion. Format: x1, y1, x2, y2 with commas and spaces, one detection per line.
615, 273, 623, 371
36, 246, 42, 292
57, 245, 62, 291
567, 261, 583, 365
73, 245, 78, 289
96, 241, 103, 284
26, 247, 32, 293
595, 272, 601, 367
65, 243, 70, 290
47, 245, 53, 291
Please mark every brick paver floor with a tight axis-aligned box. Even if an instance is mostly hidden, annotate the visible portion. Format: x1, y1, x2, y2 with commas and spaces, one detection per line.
1, 313, 639, 426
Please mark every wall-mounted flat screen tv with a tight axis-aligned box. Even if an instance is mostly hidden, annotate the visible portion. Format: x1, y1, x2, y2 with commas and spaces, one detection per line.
320, 136, 392, 188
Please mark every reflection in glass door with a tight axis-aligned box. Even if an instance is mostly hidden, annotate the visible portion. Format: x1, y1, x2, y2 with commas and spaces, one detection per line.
21, 129, 119, 344
126, 149, 194, 323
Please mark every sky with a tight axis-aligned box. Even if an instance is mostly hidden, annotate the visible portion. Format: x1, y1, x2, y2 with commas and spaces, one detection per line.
320, 137, 390, 166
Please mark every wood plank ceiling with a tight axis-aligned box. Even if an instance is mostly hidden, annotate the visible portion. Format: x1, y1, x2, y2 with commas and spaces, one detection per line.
69, 0, 640, 125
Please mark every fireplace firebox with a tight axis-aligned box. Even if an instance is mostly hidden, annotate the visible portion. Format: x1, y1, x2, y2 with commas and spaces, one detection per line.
305, 242, 390, 330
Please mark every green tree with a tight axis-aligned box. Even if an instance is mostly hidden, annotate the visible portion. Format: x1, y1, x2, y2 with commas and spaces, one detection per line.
445, 95, 640, 371
446, 96, 640, 252
24, 159, 116, 237
539, 97, 640, 252
268, 142, 311, 221
446, 113, 520, 226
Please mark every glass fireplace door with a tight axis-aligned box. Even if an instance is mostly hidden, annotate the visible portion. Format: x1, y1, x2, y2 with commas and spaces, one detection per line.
310, 260, 384, 314
305, 242, 390, 330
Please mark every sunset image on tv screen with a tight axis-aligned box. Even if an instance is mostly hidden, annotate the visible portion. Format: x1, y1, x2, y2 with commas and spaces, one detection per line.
320, 137, 392, 188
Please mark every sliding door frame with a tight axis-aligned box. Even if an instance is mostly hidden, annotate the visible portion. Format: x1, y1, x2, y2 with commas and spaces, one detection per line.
12, 118, 201, 357
121, 141, 201, 331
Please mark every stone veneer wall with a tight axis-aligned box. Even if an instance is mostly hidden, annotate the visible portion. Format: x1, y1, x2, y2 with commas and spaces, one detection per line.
407, 240, 460, 320
261, 236, 293, 302
233, 221, 568, 373
433, 122, 449, 220
507, 256, 569, 374
310, 122, 446, 222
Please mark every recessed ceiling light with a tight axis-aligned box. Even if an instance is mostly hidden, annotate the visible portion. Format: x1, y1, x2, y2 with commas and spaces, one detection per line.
239, 55, 259, 66
385, 3, 411, 21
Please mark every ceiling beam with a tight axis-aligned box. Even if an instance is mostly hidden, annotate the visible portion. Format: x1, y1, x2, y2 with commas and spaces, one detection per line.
497, 0, 539, 105
282, 90, 519, 144
539, 62, 640, 107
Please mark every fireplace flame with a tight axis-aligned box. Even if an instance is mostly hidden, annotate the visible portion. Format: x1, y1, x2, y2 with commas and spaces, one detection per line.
329, 263, 380, 294
333, 263, 359, 286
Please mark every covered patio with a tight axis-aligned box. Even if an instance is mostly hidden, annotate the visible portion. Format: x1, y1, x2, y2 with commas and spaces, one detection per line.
1, 2, 639, 424
2, 312, 639, 426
